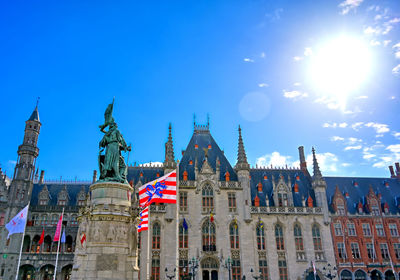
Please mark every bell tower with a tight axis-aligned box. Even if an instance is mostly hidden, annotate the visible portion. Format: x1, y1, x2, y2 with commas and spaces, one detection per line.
10, 102, 41, 206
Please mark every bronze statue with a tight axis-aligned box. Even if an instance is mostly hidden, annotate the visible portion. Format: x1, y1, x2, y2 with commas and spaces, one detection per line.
98, 99, 131, 183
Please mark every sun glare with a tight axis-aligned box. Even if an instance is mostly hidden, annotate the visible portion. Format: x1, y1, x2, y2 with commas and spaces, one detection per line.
309, 36, 372, 109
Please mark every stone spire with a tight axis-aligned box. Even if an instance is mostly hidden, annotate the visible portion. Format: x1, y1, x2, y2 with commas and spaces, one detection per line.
164, 123, 176, 171
312, 147, 322, 179
235, 125, 250, 171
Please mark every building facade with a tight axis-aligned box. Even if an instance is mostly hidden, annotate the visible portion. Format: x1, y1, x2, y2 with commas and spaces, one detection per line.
0, 106, 399, 280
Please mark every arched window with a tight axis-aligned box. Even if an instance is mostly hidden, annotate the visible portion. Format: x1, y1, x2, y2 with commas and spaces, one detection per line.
354, 270, 367, 280
202, 219, 216, 251
179, 223, 188, 249
340, 270, 352, 280
312, 224, 324, 260
152, 223, 161, 249
230, 222, 239, 249
294, 224, 305, 260
202, 184, 214, 213
51, 214, 58, 226
256, 222, 265, 250
41, 215, 48, 226
259, 258, 268, 280
275, 224, 284, 251
31, 235, 40, 253
151, 258, 160, 280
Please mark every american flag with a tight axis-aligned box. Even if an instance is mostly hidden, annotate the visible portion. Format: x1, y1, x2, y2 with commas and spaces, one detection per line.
138, 170, 177, 208
138, 207, 149, 233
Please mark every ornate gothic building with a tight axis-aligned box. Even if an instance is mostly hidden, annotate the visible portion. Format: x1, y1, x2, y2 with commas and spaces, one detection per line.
1, 106, 400, 280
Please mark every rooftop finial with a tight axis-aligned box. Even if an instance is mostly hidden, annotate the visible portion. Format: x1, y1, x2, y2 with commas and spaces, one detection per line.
207, 113, 210, 127
312, 147, 322, 179
235, 125, 250, 171
193, 114, 196, 129
164, 123, 176, 169
36, 97, 40, 108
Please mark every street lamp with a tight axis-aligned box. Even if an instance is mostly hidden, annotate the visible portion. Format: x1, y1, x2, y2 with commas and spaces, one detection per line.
187, 257, 199, 280
165, 267, 176, 280
221, 257, 232, 280
322, 263, 337, 280
250, 268, 262, 280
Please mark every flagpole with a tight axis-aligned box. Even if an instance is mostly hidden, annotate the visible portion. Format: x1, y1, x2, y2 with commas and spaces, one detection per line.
146, 205, 151, 280
15, 203, 30, 280
53, 207, 64, 280
175, 163, 180, 280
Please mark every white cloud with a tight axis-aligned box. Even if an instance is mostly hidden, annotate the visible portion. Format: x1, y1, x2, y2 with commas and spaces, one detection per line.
322, 122, 347, 128
339, 123, 348, 128
384, 40, 392, 47
392, 64, 400, 74
339, 0, 363, 15
283, 90, 308, 100
348, 137, 362, 144
388, 18, 400, 24
393, 132, 400, 139
304, 47, 313, 56
374, 14, 382, 21
351, 122, 364, 131
260, 52, 266, 58
293, 56, 303, 61
365, 122, 390, 133
314, 96, 341, 110
256, 151, 295, 168
258, 83, 269, 88
390, 96, 396, 100
306, 152, 339, 173
331, 136, 345, 141
364, 26, 380, 35
355, 95, 368, 99
386, 144, 400, 153
370, 40, 381, 46
363, 153, 376, 160
344, 145, 362, 151
341, 163, 351, 167
243, 58, 254, 62
293, 82, 301, 86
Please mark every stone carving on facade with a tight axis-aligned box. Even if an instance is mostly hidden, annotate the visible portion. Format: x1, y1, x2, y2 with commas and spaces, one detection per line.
179, 249, 188, 259
77, 216, 88, 250
106, 223, 116, 241
128, 222, 138, 256
231, 249, 240, 260
92, 226, 102, 241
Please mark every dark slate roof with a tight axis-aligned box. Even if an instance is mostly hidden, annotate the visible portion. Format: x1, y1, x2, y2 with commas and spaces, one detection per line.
178, 128, 238, 181
127, 166, 165, 185
325, 176, 400, 214
249, 169, 315, 207
30, 183, 90, 206
28, 107, 40, 122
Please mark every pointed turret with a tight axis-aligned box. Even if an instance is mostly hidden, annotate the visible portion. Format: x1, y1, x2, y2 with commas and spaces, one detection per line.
234, 126, 250, 171
311, 147, 329, 224
164, 123, 176, 172
28, 104, 40, 122
312, 147, 323, 179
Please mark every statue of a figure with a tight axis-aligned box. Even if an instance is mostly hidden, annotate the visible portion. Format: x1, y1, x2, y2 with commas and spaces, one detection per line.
98, 99, 131, 183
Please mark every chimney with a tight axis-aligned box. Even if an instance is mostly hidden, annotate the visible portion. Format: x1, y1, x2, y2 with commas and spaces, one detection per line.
395, 163, 400, 178
389, 166, 396, 178
92, 170, 97, 183
39, 170, 44, 184
298, 146, 309, 176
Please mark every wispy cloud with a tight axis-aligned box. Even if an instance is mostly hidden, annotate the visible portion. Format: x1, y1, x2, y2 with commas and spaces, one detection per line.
331, 136, 345, 141
314, 96, 341, 110
393, 64, 400, 75
283, 90, 308, 100
344, 145, 362, 151
243, 58, 254, 63
355, 95, 368, 99
293, 82, 301, 87
393, 132, 400, 139
258, 83, 269, 88
339, 0, 364, 15
306, 152, 339, 173
265, 8, 283, 22
322, 122, 348, 128
304, 47, 313, 56
256, 151, 295, 168
351, 122, 364, 131
293, 56, 303, 61
365, 122, 390, 133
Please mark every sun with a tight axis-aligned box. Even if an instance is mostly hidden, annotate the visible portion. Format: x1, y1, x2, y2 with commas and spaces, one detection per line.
308, 36, 372, 109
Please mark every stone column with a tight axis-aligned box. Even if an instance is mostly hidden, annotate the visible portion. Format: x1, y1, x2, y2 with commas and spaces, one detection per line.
71, 181, 139, 280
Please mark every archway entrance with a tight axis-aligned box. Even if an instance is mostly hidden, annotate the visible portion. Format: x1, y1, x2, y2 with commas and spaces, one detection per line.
201, 257, 219, 280
384, 270, 395, 280
370, 270, 383, 280
19, 264, 35, 280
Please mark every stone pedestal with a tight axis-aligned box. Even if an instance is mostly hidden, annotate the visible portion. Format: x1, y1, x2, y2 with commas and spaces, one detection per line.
71, 181, 139, 280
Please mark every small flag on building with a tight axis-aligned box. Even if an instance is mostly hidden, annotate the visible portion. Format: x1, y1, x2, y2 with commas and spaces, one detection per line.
53, 214, 63, 242
138, 207, 149, 232
183, 218, 188, 231
5, 205, 29, 239
61, 230, 66, 243
39, 228, 44, 245
139, 170, 177, 208
210, 212, 214, 223
80, 233, 86, 246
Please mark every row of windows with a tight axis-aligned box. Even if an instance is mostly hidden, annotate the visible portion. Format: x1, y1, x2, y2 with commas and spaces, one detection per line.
38, 198, 86, 206
337, 242, 400, 261
30, 214, 78, 226
334, 222, 399, 237
179, 190, 237, 213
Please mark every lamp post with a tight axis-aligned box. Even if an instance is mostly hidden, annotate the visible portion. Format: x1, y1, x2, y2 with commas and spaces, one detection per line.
187, 257, 199, 280
322, 263, 337, 280
220, 257, 232, 280
250, 268, 262, 280
165, 268, 176, 280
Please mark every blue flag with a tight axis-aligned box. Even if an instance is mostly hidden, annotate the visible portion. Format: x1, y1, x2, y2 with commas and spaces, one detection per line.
5, 205, 28, 239
61, 230, 66, 243
183, 218, 188, 231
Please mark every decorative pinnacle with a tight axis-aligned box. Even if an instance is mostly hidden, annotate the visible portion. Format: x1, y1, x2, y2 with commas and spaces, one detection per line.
312, 147, 322, 179
235, 125, 250, 171
164, 123, 175, 165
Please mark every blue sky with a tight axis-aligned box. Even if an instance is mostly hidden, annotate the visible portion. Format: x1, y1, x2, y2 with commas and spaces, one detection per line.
1, 0, 400, 181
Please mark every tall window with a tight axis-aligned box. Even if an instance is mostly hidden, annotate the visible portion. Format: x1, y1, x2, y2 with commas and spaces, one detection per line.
334, 223, 343, 236
371, 205, 380, 216
277, 193, 287, 207
230, 222, 239, 249
70, 215, 77, 226
179, 259, 188, 280
394, 244, 400, 260
389, 224, 399, 237
179, 223, 188, 249
380, 243, 390, 260
232, 260, 241, 280
259, 259, 268, 280
228, 193, 237, 212
275, 224, 284, 251
278, 260, 288, 280
202, 184, 214, 213
376, 224, 385, 236
151, 258, 160, 280
351, 243, 361, 259
347, 223, 356, 236
294, 224, 305, 260
51, 214, 58, 226
362, 223, 371, 236
337, 243, 347, 259
0, 212, 5, 226
152, 223, 161, 249
256, 223, 265, 250
337, 204, 346, 215
366, 243, 376, 259
41, 215, 48, 226
312, 224, 323, 260
202, 220, 216, 251
180, 192, 188, 212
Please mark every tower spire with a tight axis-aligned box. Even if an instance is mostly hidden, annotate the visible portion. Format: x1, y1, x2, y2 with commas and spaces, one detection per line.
312, 147, 322, 179
235, 125, 250, 171
164, 123, 176, 171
